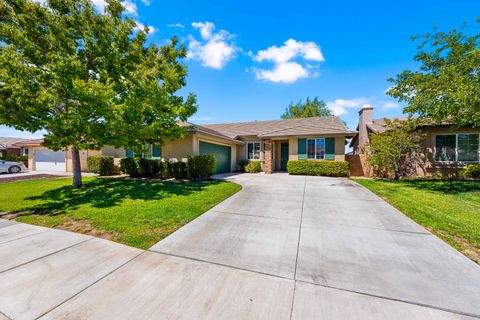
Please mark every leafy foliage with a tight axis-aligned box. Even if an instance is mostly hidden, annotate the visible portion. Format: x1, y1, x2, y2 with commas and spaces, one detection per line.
363, 118, 424, 179
187, 155, 216, 180
0, 155, 28, 164
0, 0, 197, 187
119, 158, 187, 179
287, 160, 349, 177
86, 155, 115, 176
281, 97, 332, 119
244, 161, 262, 173
388, 20, 480, 128
460, 164, 480, 179
237, 159, 249, 173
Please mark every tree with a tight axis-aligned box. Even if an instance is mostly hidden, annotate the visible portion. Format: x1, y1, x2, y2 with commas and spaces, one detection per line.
0, 0, 197, 187
363, 118, 424, 179
388, 19, 480, 128
281, 97, 332, 119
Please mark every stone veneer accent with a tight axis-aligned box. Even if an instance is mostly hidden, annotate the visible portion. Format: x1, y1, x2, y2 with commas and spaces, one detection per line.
263, 139, 273, 174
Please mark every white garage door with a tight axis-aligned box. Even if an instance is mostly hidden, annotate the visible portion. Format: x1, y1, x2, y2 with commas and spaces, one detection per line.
35, 148, 66, 172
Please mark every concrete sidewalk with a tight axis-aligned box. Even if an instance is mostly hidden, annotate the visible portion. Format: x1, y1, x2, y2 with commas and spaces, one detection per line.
0, 173, 479, 319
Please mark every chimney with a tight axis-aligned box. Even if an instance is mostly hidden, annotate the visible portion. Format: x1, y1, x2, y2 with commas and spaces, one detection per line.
358, 104, 374, 151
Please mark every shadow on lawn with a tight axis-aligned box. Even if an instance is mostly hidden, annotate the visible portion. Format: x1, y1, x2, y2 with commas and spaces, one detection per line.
19, 178, 219, 216
397, 179, 480, 195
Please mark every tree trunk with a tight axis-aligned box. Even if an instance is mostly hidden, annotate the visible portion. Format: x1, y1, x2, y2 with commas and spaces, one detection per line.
71, 146, 83, 188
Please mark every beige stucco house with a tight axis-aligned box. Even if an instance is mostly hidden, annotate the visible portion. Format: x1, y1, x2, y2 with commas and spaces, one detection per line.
349, 105, 480, 177
15, 116, 355, 174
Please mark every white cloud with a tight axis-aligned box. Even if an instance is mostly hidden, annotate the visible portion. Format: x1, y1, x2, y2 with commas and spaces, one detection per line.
140, 0, 151, 5
187, 21, 238, 69
379, 100, 399, 109
253, 39, 324, 83
189, 116, 213, 122
167, 23, 185, 29
254, 62, 308, 84
133, 21, 157, 35
326, 97, 369, 116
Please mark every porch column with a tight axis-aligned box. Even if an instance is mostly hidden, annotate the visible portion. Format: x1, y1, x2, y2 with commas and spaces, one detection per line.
264, 139, 273, 174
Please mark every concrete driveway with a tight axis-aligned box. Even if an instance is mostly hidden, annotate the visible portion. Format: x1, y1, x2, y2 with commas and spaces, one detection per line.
0, 173, 479, 319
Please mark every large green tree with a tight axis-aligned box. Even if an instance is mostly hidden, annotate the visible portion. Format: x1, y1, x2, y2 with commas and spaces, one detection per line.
388, 19, 480, 127
281, 97, 332, 119
0, 0, 197, 187
363, 118, 424, 179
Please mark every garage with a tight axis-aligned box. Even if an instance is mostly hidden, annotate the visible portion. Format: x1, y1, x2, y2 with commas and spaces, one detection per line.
199, 141, 231, 174
35, 148, 66, 172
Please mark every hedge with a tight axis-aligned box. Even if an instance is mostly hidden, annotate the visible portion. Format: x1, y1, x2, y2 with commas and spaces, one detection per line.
460, 164, 480, 179
119, 158, 188, 179
245, 161, 262, 173
287, 160, 349, 177
187, 155, 216, 180
0, 155, 28, 165
87, 155, 116, 176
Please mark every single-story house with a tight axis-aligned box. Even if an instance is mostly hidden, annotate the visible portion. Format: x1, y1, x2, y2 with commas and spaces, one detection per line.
349, 105, 480, 177
0, 137, 31, 157
15, 116, 355, 174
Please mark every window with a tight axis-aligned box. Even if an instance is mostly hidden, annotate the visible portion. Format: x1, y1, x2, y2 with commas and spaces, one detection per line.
22, 148, 29, 156
307, 138, 325, 160
435, 135, 456, 161
435, 134, 479, 162
247, 142, 261, 160
458, 134, 479, 162
125, 144, 161, 159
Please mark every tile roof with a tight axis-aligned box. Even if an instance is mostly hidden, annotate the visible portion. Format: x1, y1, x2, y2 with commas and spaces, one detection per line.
10, 138, 44, 147
0, 137, 36, 148
201, 117, 356, 139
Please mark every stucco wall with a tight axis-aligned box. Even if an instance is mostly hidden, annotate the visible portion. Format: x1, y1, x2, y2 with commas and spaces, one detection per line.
161, 134, 194, 160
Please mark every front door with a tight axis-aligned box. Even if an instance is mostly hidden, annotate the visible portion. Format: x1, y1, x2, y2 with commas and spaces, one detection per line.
280, 142, 289, 171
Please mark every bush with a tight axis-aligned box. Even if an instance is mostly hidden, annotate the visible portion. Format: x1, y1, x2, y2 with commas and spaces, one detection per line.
120, 157, 140, 177
187, 155, 216, 180
460, 164, 480, 179
287, 160, 349, 177
135, 158, 162, 177
237, 159, 249, 172
0, 154, 28, 165
167, 161, 188, 179
87, 155, 115, 176
245, 161, 262, 173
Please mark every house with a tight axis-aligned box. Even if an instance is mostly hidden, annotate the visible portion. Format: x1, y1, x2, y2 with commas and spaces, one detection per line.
0, 137, 31, 157
349, 105, 480, 177
15, 116, 355, 174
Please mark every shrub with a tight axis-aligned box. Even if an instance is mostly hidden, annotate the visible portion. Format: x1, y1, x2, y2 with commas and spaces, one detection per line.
167, 161, 188, 179
287, 160, 349, 177
237, 159, 249, 172
120, 157, 139, 177
460, 164, 480, 179
87, 155, 115, 176
0, 154, 28, 165
245, 161, 262, 173
136, 158, 162, 177
187, 155, 216, 180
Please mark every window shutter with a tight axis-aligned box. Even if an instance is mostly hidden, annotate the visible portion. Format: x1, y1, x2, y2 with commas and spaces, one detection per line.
125, 149, 134, 158
152, 146, 161, 158
325, 138, 335, 160
298, 139, 307, 160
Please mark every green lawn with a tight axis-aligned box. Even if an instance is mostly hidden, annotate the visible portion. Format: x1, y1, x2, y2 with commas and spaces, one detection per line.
354, 178, 480, 263
0, 177, 241, 249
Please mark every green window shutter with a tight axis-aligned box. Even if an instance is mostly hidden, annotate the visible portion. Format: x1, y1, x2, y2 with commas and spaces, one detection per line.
325, 138, 335, 160
298, 138, 307, 160
152, 146, 161, 158
125, 149, 134, 158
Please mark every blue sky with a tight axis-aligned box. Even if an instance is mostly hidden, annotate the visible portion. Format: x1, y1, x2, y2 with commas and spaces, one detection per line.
2, 0, 479, 138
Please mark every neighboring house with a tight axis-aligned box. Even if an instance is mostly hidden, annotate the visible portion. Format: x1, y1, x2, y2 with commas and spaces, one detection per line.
15, 116, 355, 174
0, 137, 32, 157
349, 105, 480, 177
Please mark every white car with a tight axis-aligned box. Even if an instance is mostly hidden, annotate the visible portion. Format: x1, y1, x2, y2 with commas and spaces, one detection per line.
0, 160, 27, 173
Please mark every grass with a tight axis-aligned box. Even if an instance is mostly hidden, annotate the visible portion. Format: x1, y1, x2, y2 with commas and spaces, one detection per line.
354, 178, 480, 264
0, 177, 241, 249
